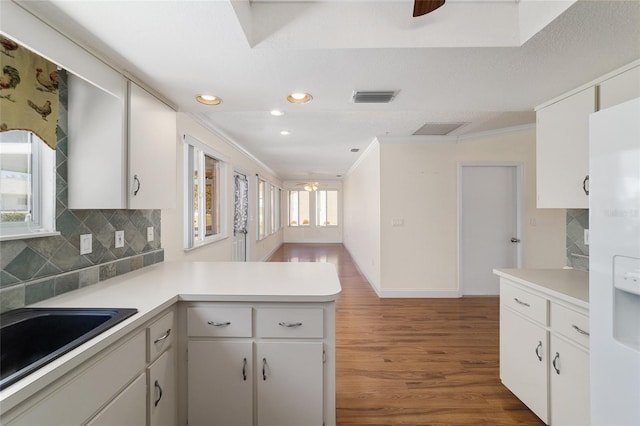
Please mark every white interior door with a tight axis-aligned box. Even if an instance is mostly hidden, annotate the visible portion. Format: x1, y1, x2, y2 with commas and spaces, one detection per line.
460, 165, 520, 295
233, 172, 248, 262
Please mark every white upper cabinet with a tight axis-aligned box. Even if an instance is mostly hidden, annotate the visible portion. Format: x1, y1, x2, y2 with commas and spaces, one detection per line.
68, 79, 176, 210
128, 81, 177, 210
536, 87, 596, 209
599, 65, 640, 110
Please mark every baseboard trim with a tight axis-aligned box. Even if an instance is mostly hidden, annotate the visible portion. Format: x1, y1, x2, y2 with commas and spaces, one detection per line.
369, 283, 461, 298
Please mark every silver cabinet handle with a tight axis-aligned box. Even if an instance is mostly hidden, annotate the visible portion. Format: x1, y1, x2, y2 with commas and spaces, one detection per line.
552, 352, 560, 375
153, 329, 171, 344
133, 174, 141, 196
514, 298, 530, 308
278, 321, 303, 328
262, 358, 267, 381
208, 321, 231, 327
572, 325, 590, 336
242, 357, 247, 381
154, 380, 163, 407
583, 175, 589, 195
535, 341, 543, 362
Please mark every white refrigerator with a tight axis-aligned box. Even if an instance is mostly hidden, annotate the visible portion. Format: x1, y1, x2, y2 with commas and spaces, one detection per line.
589, 97, 640, 425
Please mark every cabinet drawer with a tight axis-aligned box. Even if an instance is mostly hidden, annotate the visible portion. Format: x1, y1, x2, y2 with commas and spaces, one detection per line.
187, 307, 252, 337
256, 308, 323, 338
551, 303, 590, 348
500, 281, 548, 325
147, 310, 174, 362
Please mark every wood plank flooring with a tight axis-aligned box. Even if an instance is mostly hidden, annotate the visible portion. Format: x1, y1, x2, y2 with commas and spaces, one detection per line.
269, 243, 545, 426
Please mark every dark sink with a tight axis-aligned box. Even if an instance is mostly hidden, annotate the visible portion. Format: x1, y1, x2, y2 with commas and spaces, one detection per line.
0, 307, 137, 390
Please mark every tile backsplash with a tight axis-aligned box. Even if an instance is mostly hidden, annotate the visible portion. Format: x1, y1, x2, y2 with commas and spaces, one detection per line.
566, 209, 589, 271
0, 70, 162, 313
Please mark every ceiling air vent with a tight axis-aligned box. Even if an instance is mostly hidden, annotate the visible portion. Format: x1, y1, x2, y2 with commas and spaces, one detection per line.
413, 122, 468, 136
352, 91, 397, 104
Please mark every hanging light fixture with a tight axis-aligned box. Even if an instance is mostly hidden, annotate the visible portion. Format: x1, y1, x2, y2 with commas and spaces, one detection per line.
303, 183, 318, 192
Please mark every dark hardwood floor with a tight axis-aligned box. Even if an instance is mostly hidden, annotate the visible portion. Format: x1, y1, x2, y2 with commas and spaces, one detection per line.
269, 243, 544, 426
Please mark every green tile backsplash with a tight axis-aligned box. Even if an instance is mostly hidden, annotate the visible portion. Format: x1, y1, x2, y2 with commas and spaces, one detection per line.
566, 209, 589, 271
0, 70, 163, 313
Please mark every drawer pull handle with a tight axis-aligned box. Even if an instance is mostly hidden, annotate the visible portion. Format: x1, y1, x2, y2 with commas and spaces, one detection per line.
262, 358, 267, 381
278, 321, 303, 328
552, 352, 560, 375
208, 321, 231, 327
153, 329, 171, 344
535, 341, 543, 362
154, 380, 163, 407
572, 325, 590, 336
242, 357, 247, 381
514, 298, 530, 307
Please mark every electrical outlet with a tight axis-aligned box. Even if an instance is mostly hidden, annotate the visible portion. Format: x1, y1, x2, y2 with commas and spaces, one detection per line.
115, 230, 124, 248
147, 226, 154, 242
80, 234, 92, 255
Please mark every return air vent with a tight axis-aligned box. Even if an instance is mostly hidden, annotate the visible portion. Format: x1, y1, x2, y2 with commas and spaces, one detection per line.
352, 91, 397, 104
413, 122, 468, 136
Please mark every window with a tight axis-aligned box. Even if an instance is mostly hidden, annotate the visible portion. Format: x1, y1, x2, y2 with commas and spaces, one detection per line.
184, 135, 227, 248
257, 178, 282, 240
289, 190, 310, 226
0, 130, 56, 240
317, 190, 338, 226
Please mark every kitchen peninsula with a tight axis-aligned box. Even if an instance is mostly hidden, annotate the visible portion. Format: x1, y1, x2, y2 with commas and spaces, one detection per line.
0, 262, 342, 426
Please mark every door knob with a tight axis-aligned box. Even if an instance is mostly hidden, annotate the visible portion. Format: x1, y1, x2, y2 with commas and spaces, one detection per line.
510, 238, 520, 243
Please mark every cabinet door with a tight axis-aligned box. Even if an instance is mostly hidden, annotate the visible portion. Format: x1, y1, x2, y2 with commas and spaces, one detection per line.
550, 335, 590, 426
187, 341, 253, 426
87, 373, 146, 425
536, 87, 596, 208
148, 348, 177, 426
257, 342, 324, 426
128, 82, 176, 209
599, 66, 640, 110
500, 306, 549, 423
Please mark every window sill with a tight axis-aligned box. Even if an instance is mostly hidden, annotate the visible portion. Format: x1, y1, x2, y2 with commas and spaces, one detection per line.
184, 234, 229, 251
0, 230, 61, 242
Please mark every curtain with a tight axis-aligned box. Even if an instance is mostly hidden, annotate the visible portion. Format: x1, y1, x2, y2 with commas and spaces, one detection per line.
234, 174, 248, 234
1, 36, 60, 149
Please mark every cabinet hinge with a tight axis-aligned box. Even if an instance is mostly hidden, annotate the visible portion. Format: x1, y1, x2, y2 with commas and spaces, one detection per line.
323, 350, 326, 364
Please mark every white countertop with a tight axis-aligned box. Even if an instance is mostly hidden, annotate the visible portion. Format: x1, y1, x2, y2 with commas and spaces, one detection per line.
493, 268, 589, 309
1, 261, 342, 410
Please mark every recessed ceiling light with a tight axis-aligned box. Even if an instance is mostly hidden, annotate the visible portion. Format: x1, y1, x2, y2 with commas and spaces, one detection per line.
287, 92, 313, 104
196, 94, 222, 105
271, 110, 284, 116
280, 130, 290, 135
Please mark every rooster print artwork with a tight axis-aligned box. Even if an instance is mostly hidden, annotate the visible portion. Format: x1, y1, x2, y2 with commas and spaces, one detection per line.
0, 36, 59, 149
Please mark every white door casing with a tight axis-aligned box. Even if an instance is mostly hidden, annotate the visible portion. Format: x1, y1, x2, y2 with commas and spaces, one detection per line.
459, 164, 522, 295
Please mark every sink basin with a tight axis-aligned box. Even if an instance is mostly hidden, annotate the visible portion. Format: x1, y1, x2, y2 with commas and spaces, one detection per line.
0, 307, 137, 390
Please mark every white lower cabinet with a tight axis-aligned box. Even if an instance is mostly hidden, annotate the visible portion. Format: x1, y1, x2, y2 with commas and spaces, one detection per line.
549, 335, 590, 426
256, 341, 324, 426
500, 306, 549, 423
188, 341, 253, 426
88, 373, 147, 426
148, 347, 177, 426
185, 303, 332, 426
499, 278, 590, 425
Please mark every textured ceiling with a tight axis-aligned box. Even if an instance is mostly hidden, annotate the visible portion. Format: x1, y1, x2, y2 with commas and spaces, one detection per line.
11, 0, 640, 181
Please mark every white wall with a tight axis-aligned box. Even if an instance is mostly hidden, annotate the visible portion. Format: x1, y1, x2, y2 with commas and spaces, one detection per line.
343, 142, 381, 290
162, 113, 283, 262
344, 127, 566, 296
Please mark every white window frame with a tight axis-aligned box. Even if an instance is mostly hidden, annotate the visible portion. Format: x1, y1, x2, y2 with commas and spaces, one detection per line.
183, 134, 228, 249
288, 190, 311, 227
257, 177, 282, 240
316, 189, 339, 227
0, 131, 57, 241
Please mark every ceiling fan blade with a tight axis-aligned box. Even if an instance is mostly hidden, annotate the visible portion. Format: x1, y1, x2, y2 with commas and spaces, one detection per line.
413, 0, 445, 17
